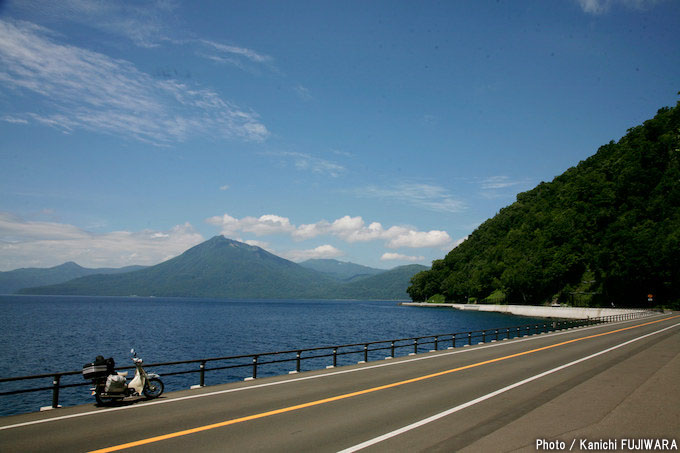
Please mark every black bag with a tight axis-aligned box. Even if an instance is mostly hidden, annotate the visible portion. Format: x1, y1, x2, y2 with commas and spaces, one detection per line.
105, 357, 115, 374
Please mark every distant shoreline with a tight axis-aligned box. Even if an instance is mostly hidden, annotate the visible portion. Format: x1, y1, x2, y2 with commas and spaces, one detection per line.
399, 302, 652, 320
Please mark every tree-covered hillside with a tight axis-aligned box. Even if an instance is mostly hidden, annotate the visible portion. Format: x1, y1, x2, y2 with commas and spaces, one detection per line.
408, 100, 680, 308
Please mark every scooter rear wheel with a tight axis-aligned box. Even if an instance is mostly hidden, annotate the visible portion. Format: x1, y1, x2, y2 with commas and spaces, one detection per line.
95, 393, 116, 406
143, 378, 164, 399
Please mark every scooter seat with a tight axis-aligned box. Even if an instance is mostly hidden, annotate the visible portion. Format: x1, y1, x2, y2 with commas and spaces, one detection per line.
117, 371, 128, 377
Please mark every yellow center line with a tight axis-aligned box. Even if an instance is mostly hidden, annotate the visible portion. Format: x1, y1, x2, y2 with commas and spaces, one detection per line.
90, 315, 679, 453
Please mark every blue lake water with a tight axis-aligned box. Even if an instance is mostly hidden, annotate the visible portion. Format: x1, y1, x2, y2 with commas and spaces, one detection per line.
0, 295, 545, 416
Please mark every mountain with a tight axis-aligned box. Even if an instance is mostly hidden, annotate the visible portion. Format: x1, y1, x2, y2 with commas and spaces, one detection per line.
0, 262, 146, 294
19, 237, 427, 300
20, 236, 336, 299
299, 259, 384, 281
335, 264, 429, 300
408, 100, 680, 308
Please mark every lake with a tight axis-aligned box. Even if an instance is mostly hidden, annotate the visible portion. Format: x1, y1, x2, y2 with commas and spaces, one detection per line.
0, 295, 545, 416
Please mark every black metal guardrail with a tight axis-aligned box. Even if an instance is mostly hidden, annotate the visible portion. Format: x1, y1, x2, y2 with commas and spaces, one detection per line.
0, 311, 652, 412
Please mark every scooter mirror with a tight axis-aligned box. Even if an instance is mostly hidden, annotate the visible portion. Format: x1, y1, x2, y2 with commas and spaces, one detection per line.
130, 348, 135, 355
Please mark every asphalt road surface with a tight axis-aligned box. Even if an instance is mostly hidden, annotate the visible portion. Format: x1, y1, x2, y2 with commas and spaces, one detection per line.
1, 313, 678, 452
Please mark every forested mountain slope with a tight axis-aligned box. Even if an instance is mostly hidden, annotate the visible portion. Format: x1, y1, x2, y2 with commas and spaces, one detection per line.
408, 100, 680, 308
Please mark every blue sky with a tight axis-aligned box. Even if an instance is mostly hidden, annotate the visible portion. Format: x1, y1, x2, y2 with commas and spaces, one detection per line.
0, 0, 678, 271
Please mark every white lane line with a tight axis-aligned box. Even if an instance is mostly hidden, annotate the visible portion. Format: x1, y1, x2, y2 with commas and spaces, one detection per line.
337, 321, 680, 453
0, 315, 660, 431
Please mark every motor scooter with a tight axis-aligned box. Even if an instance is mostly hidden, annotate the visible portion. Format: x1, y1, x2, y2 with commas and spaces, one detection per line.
83, 349, 164, 405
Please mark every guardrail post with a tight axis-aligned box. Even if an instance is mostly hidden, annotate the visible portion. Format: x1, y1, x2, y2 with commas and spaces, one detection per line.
363, 344, 369, 362
333, 348, 338, 367
452, 334, 456, 348
468, 331, 472, 346
51, 374, 61, 409
390, 341, 395, 358
296, 351, 302, 373
434, 336, 439, 351
506, 327, 510, 339
413, 338, 418, 354
252, 355, 258, 379
199, 361, 206, 387
482, 330, 486, 343
495, 329, 499, 341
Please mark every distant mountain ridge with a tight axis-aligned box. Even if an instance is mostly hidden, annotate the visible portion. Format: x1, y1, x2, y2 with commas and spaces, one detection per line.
0, 262, 146, 294
330, 264, 428, 299
18, 236, 427, 300
299, 259, 384, 281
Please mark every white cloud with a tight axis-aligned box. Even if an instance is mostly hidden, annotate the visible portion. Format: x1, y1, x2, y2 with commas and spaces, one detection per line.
480, 176, 521, 190
7, 0, 175, 48
0, 212, 204, 271
357, 183, 465, 213
206, 214, 296, 237
8, 1, 276, 74
207, 213, 453, 249
380, 253, 425, 262
576, 0, 664, 14
193, 39, 277, 75
282, 245, 344, 262
199, 39, 272, 64
267, 152, 345, 178
0, 19, 269, 144
242, 239, 271, 250
478, 176, 533, 199
385, 230, 452, 249
1, 115, 28, 124
294, 85, 313, 101
219, 185, 230, 191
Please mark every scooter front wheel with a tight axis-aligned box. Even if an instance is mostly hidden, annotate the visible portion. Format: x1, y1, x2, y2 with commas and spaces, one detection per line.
143, 378, 164, 399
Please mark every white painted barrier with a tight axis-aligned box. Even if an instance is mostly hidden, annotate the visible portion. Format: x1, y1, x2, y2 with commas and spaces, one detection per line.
400, 303, 650, 319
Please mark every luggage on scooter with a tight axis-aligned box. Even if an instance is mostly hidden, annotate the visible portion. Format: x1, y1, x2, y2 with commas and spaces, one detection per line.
82, 363, 107, 380
105, 374, 126, 393
82, 355, 115, 380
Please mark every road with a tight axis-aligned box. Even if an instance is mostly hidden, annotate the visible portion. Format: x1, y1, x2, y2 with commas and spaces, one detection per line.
1, 313, 678, 452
